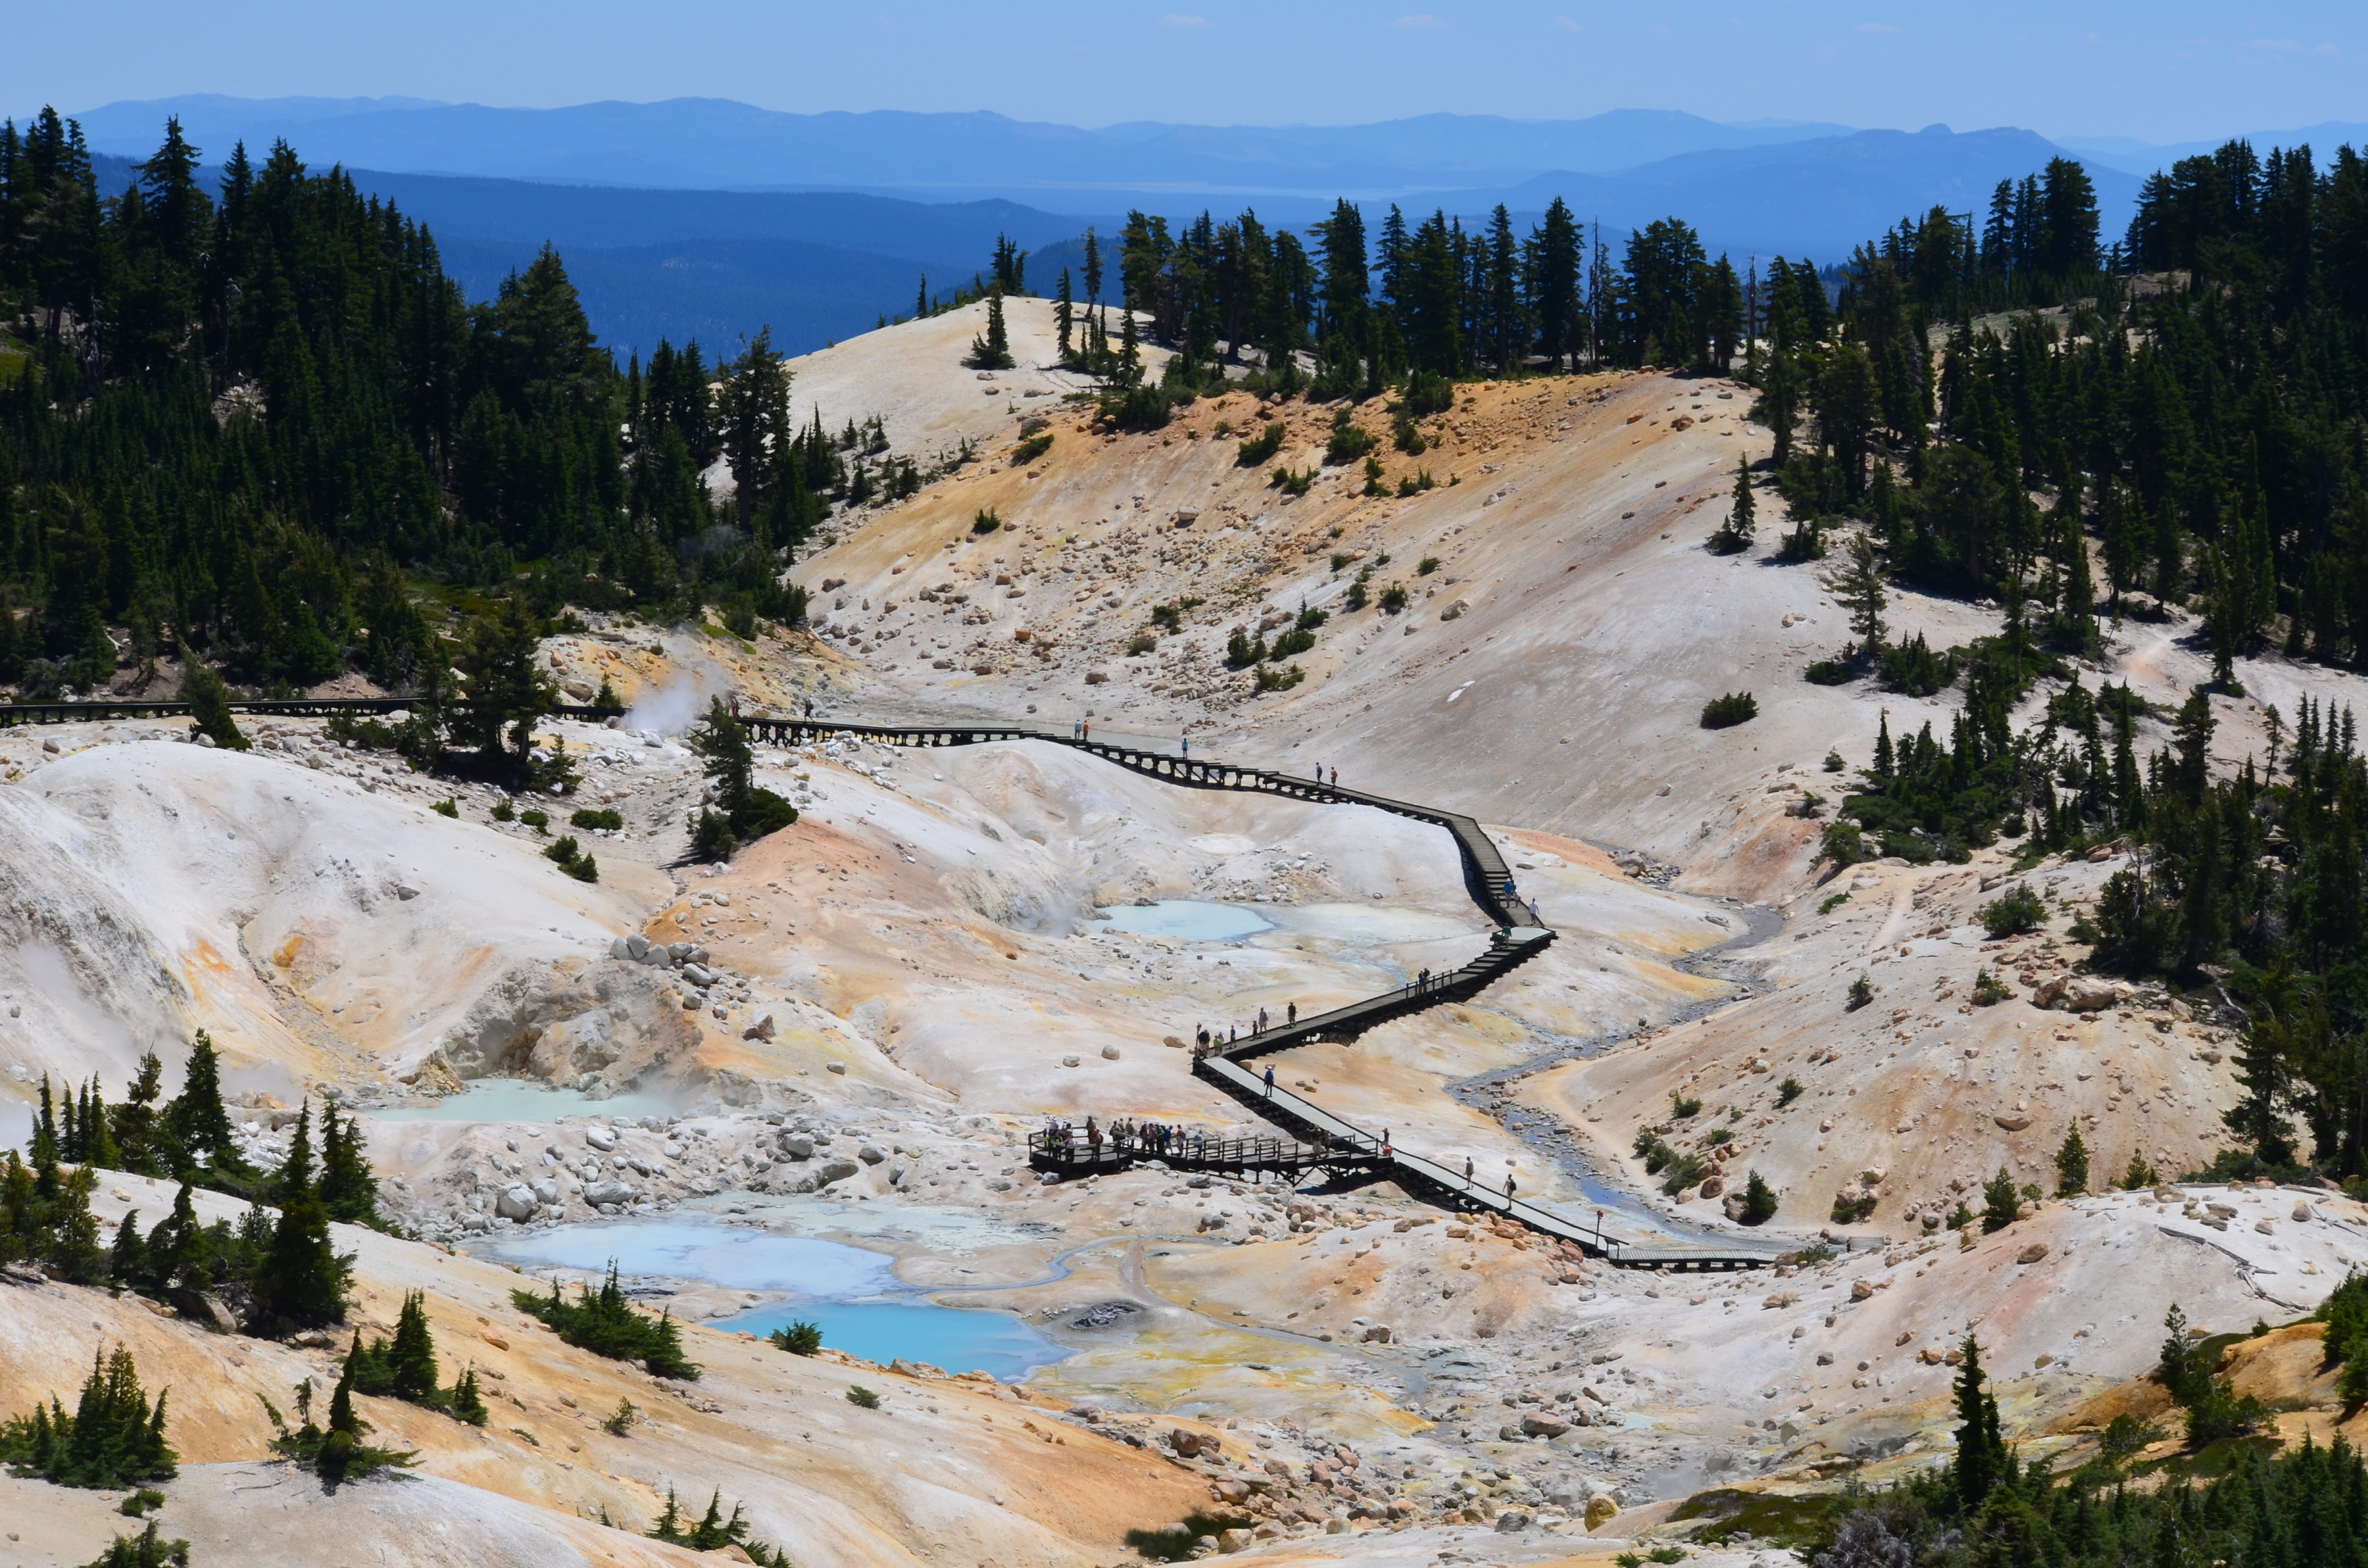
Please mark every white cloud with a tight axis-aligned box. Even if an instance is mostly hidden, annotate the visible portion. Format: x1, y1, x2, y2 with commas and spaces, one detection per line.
1554, 15, 1583, 33
1387, 13, 1447, 29
2316, 40, 2343, 56
2250, 37, 2299, 51
1857, 20, 1899, 33
1160, 12, 1208, 25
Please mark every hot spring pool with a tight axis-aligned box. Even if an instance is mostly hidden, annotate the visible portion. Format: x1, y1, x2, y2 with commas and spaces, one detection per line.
475, 1214, 1067, 1381
1092, 900, 1274, 942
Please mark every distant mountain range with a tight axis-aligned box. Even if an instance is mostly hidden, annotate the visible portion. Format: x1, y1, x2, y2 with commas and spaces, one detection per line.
65, 95, 2315, 361
69, 97, 1859, 195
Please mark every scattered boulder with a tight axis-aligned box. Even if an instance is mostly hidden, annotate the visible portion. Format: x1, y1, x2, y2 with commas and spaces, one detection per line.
778, 1134, 814, 1159
495, 1184, 539, 1220
1519, 1412, 1570, 1438
2018, 1243, 2050, 1264
584, 1126, 618, 1152
1850, 1279, 1874, 1301
1994, 1111, 2033, 1131
583, 1179, 632, 1207
1361, 1325, 1392, 1344
1495, 1508, 1534, 1531
743, 1014, 777, 1041
1584, 1494, 1619, 1530
814, 1159, 862, 1188
857, 1143, 887, 1165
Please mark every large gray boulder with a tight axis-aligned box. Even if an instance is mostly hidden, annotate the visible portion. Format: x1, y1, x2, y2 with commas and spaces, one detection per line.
777, 1134, 814, 1159
495, 1184, 539, 1220
584, 1179, 634, 1207
814, 1158, 862, 1188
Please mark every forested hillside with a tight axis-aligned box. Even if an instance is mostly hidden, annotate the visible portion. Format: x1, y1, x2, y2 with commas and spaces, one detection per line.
0, 110, 832, 720
1092, 143, 2368, 1185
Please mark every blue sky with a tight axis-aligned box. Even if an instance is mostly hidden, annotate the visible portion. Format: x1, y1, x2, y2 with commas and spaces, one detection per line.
12, 1, 2368, 145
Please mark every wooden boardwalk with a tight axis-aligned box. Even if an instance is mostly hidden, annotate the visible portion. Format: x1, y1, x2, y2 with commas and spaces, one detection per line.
769, 716, 1774, 1272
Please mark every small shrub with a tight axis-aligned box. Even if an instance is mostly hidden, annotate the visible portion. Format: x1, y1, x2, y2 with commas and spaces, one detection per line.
1879, 631, 1955, 696
490, 799, 515, 822
1659, 1153, 1707, 1196
1846, 973, 1873, 1010
1671, 1092, 1702, 1118
1329, 552, 1351, 572
1393, 416, 1426, 454
545, 837, 599, 883
1821, 749, 1846, 772
1831, 1190, 1877, 1223
1804, 660, 1856, 685
1971, 968, 2010, 1006
1344, 578, 1369, 611
1707, 1127, 1734, 1146
768, 1321, 824, 1355
1237, 421, 1286, 466
1402, 369, 1454, 416
1362, 454, 1387, 494
846, 1385, 880, 1409
1979, 882, 2048, 938
972, 509, 1003, 535
570, 807, 623, 831
2098, 1412, 2161, 1460
1225, 630, 1266, 668
1418, 555, 1441, 575
431, 797, 459, 818
518, 808, 550, 833
602, 1398, 638, 1435
1377, 582, 1408, 613
1270, 465, 1315, 496
510, 1427, 540, 1445
1254, 663, 1305, 692
1740, 1171, 1779, 1225
1634, 1128, 1677, 1174
119, 1488, 166, 1517
1012, 432, 1053, 464
1127, 632, 1158, 656
2117, 1152, 2159, 1190
1820, 821, 1870, 866
1818, 891, 1850, 915
1700, 692, 1758, 728
1777, 1076, 1804, 1106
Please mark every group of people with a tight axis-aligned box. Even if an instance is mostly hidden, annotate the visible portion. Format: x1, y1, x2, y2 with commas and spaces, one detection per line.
1039, 1115, 1212, 1160
1191, 1000, 1303, 1056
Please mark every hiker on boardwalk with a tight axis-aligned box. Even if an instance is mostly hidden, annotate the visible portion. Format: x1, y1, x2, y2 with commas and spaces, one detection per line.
1263, 1066, 1276, 1097
1181, 736, 1190, 758
1329, 767, 1338, 785
1286, 1002, 1297, 1027
1256, 1006, 1269, 1033
1196, 1024, 1211, 1051
1463, 1157, 1475, 1182
1381, 1128, 1392, 1157
1504, 1173, 1517, 1202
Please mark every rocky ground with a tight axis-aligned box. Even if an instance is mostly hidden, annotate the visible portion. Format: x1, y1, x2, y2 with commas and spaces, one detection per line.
12, 300, 2368, 1567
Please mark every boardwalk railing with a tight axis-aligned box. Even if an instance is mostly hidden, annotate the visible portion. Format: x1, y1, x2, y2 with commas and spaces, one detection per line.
1026, 1129, 1386, 1182
741, 717, 1770, 1271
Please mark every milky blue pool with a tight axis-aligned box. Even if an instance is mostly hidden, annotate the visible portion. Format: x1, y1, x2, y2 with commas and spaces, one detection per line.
475, 1214, 1066, 1381
1093, 899, 1273, 942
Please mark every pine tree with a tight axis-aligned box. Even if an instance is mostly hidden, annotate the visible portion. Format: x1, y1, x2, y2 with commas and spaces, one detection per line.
1055, 268, 1074, 363
1839, 533, 1889, 650
1951, 1335, 2010, 1507
1709, 455, 1755, 554
965, 288, 1014, 371
178, 662, 248, 750
447, 1365, 489, 1426
163, 1034, 240, 1177
274, 1101, 313, 1205
1982, 1166, 2022, 1232
317, 1103, 379, 1226
387, 1291, 438, 1402
252, 1151, 349, 1330
2054, 1129, 2089, 1195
